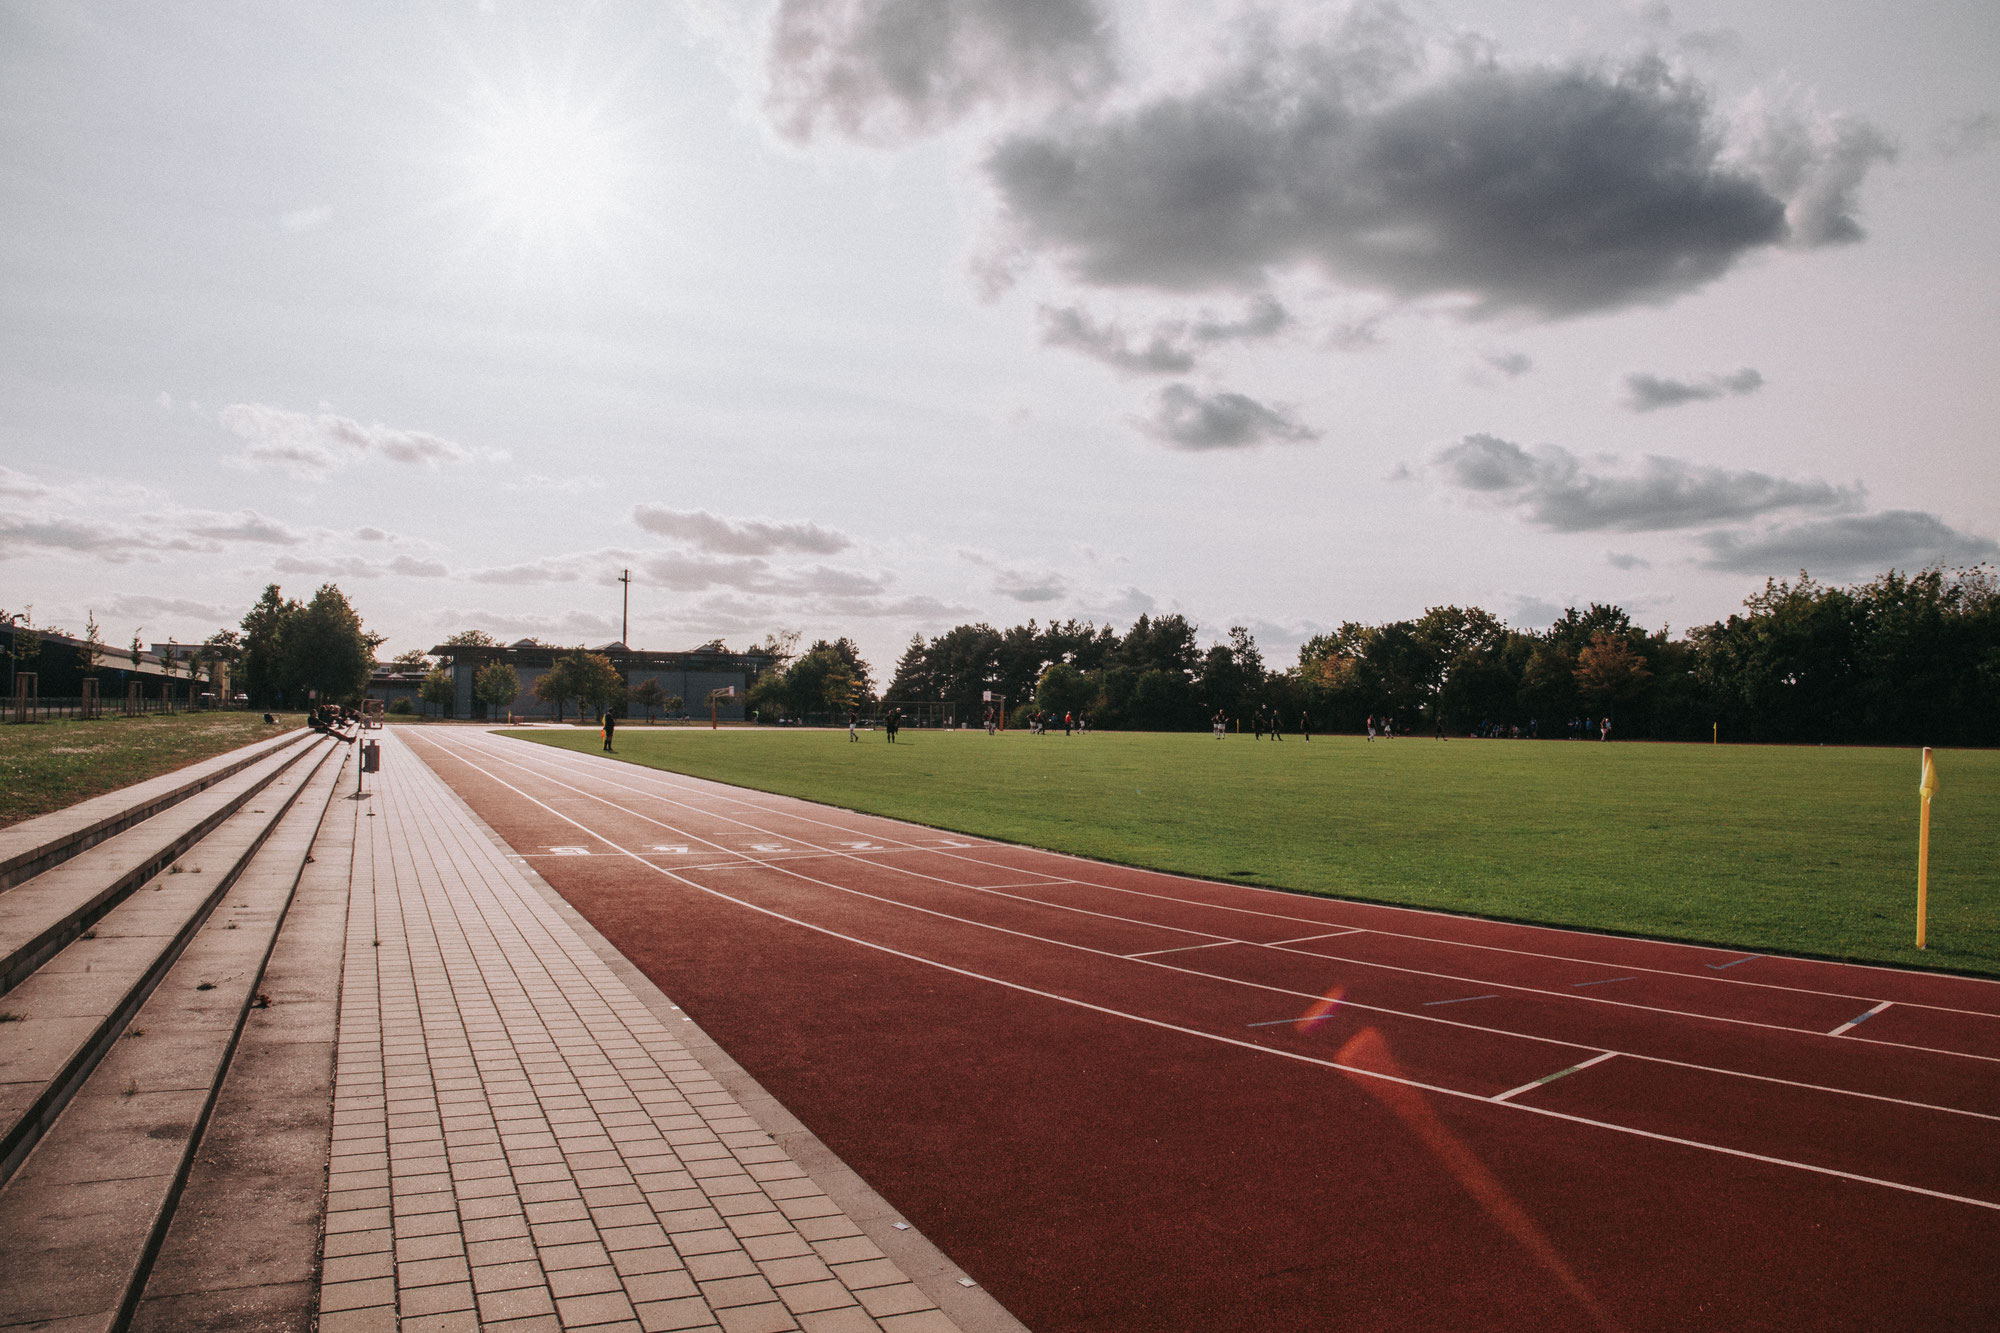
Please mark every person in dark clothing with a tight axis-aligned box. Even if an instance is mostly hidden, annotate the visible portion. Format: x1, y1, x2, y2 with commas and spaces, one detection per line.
602, 709, 616, 752
1300, 710, 1312, 741
886, 708, 900, 743
1253, 710, 1265, 740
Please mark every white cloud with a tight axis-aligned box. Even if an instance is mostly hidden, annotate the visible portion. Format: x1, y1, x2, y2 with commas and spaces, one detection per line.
219, 403, 475, 479
631, 505, 852, 556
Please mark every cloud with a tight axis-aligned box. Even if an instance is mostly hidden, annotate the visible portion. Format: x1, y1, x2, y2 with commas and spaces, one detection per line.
1624, 366, 1763, 411
106, 593, 238, 623
1433, 433, 1860, 531
1039, 305, 1193, 374
0, 467, 50, 499
467, 559, 589, 586
985, 43, 1869, 317
640, 552, 890, 599
0, 488, 312, 562
631, 505, 852, 556
765, 0, 1116, 143
273, 554, 450, 580
220, 403, 474, 479
1188, 295, 1289, 342
503, 472, 604, 493
1936, 111, 1998, 159
1139, 384, 1317, 450
1697, 511, 2000, 577
992, 568, 1070, 602
1606, 551, 1650, 570
1485, 351, 1533, 378
1736, 99, 1896, 248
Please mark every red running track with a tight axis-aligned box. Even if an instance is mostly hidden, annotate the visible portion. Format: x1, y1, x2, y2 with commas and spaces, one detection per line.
408, 730, 2000, 1332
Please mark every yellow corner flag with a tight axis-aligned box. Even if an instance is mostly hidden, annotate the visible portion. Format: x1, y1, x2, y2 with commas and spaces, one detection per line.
1917, 748, 1937, 949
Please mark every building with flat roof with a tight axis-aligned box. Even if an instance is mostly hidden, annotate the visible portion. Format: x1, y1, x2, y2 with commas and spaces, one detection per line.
425, 640, 773, 721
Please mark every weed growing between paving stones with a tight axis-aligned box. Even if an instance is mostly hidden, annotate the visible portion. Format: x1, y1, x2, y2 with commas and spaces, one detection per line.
511, 727, 2000, 977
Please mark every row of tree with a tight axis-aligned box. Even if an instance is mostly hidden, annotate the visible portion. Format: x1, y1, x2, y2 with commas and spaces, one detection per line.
876, 565, 2000, 746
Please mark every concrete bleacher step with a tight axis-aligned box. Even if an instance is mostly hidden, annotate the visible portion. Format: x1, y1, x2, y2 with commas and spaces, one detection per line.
0, 729, 308, 892
0, 736, 338, 1187
0, 735, 324, 997
0, 741, 350, 1333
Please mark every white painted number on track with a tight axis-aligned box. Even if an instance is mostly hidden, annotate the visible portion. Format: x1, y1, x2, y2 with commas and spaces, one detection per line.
842, 842, 884, 851
549, 846, 591, 856
749, 843, 789, 853
649, 845, 690, 854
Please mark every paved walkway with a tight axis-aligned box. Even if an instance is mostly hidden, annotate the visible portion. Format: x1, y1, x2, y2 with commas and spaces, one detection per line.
321, 731, 973, 1333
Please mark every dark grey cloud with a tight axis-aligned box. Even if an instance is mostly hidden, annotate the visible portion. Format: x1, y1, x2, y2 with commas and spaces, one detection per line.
1485, 351, 1533, 378
631, 505, 851, 556
1433, 433, 1860, 531
1039, 305, 1193, 373
1140, 384, 1317, 450
1606, 551, 1650, 570
765, 0, 1115, 144
988, 47, 1884, 317
1625, 366, 1762, 411
1698, 511, 2000, 577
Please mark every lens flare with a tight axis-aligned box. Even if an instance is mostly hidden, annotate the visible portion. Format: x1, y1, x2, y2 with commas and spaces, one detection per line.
1335, 1026, 1625, 1333
1293, 984, 1345, 1034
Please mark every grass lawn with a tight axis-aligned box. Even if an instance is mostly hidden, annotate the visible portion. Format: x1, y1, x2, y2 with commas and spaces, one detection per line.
510, 726, 2000, 978
0, 711, 303, 828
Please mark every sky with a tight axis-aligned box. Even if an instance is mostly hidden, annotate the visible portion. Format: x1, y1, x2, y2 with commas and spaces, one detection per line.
2, 0, 1996, 677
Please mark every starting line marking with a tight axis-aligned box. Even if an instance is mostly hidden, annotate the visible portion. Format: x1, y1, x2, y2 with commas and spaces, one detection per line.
1830, 1000, 1894, 1037
1573, 976, 1636, 988
1126, 941, 1236, 960
1424, 994, 1499, 1006
1492, 1052, 1619, 1103
1266, 929, 1365, 946
1708, 955, 1760, 970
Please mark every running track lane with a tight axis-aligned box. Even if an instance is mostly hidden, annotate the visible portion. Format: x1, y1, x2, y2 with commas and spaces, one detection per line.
408, 730, 2000, 1333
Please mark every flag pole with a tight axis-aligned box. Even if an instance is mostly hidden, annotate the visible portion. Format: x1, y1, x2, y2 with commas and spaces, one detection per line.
1917, 748, 1935, 949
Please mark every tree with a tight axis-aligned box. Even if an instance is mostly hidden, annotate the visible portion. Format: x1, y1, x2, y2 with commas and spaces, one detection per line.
571, 652, 626, 717
420, 667, 456, 717
629, 679, 680, 722
392, 648, 432, 670
79, 611, 104, 682
130, 630, 144, 673
239, 585, 299, 707
474, 662, 521, 718
532, 655, 580, 721
282, 585, 374, 704
1035, 662, 1096, 717
442, 629, 498, 648
1574, 633, 1654, 716
5, 607, 41, 698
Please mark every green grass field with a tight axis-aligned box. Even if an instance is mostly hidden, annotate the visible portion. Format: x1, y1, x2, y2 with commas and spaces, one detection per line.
511, 726, 2000, 978
0, 712, 302, 828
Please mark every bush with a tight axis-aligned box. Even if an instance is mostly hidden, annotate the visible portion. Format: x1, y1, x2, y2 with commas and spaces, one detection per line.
388, 698, 414, 715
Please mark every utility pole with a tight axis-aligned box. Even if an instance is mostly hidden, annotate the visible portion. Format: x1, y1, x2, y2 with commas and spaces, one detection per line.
618, 568, 632, 647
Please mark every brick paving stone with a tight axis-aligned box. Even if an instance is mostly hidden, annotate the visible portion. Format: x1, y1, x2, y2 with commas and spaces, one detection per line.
316, 734, 964, 1332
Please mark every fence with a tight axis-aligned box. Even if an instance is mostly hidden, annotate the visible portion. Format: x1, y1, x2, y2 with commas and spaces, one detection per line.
3, 694, 227, 723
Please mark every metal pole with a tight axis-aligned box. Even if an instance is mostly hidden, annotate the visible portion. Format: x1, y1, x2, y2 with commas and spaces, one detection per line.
619, 569, 631, 646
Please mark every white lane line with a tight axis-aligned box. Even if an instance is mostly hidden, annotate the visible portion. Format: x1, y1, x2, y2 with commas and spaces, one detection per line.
424, 733, 2000, 1127
1125, 941, 1238, 960
506, 741, 2000, 1026
410, 734, 2000, 1216
1493, 1052, 1620, 1103
1267, 929, 1366, 945
1831, 1001, 1895, 1037
478, 736, 1883, 1046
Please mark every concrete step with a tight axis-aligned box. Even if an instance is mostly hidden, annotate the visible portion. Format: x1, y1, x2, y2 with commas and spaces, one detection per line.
0, 739, 339, 1186
129, 768, 358, 1333
0, 743, 349, 1333
0, 729, 308, 891
0, 737, 324, 996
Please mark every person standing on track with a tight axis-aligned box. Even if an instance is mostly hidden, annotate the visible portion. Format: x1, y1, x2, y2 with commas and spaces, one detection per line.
601, 708, 616, 753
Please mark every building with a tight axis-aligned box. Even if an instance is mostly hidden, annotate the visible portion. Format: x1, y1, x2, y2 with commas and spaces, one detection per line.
3, 623, 223, 711
426, 640, 774, 721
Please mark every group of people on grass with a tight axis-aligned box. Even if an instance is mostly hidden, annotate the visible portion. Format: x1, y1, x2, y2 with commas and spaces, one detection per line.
1025, 709, 1087, 735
